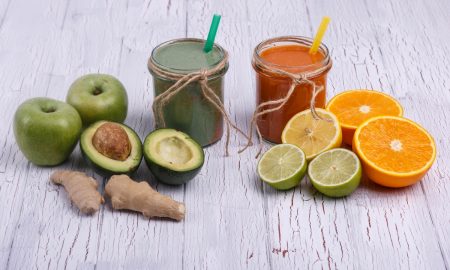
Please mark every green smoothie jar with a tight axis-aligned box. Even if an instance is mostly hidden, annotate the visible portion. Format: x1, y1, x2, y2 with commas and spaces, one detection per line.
148, 38, 229, 147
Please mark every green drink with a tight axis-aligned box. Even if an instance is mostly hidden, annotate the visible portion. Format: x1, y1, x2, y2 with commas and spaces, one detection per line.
148, 38, 228, 146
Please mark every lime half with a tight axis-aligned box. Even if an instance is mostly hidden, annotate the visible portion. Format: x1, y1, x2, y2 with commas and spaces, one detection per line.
307, 148, 361, 197
257, 144, 307, 190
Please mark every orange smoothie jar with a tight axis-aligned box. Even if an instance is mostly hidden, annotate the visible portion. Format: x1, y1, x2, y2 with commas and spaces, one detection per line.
253, 36, 332, 143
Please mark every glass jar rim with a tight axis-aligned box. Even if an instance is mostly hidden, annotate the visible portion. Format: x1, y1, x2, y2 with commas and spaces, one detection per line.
150, 38, 228, 74
253, 36, 330, 70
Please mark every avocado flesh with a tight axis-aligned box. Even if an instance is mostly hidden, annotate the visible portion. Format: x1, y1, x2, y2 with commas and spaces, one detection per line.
80, 121, 143, 175
144, 129, 204, 185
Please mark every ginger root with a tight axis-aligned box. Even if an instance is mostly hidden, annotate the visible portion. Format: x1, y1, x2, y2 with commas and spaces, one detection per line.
105, 175, 185, 221
51, 170, 104, 214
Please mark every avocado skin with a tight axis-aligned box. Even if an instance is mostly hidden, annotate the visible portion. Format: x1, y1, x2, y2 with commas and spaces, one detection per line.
144, 156, 203, 185
143, 129, 205, 185
80, 145, 142, 177
79, 121, 143, 176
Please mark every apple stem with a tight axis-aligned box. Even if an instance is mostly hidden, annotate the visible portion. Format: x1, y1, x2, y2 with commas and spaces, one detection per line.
42, 106, 56, 113
93, 87, 103, 96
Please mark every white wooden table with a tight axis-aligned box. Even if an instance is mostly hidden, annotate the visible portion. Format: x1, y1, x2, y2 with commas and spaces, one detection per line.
1, 0, 449, 269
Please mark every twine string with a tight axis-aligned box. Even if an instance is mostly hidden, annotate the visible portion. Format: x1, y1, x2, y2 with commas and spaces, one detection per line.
240, 58, 332, 158
149, 52, 248, 156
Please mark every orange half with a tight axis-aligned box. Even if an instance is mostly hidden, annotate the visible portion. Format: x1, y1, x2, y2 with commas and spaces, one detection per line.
326, 90, 403, 145
353, 116, 436, 187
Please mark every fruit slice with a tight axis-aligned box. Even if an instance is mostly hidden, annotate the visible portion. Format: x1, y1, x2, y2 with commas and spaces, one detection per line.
308, 148, 361, 197
326, 90, 403, 145
281, 108, 342, 160
144, 129, 204, 185
257, 144, 307, 190
353, 116, 436, 188
80, 121, 143, 175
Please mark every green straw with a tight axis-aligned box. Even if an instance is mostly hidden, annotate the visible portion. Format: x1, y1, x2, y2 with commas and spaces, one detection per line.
203, 14, 221, 53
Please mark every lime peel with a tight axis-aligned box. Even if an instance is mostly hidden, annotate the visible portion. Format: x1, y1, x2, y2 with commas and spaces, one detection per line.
308, 148, 361, 197
257, 144, 307, 190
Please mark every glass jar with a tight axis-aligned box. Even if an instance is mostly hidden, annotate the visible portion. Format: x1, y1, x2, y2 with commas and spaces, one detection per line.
148, 38, 229, 147
253, 36, 331, 144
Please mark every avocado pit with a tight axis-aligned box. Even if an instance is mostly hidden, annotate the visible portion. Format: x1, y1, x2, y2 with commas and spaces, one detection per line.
92, 122, 131, 161
80, 121, 143, 175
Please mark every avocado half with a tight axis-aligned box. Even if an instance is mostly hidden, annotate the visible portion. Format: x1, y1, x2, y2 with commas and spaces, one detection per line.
80, 121, 143, 175
143, 129, 204, 185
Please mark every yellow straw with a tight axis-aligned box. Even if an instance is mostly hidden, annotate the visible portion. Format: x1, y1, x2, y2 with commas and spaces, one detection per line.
309, 16, 331, 55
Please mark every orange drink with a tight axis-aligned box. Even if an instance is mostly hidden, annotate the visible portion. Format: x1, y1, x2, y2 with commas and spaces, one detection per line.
253, 36, 332, 143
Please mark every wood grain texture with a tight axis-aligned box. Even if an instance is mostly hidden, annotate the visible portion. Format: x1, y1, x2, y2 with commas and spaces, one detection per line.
183, 1, 270, 269
0, 0, 448, 269
363, 0, 450, 267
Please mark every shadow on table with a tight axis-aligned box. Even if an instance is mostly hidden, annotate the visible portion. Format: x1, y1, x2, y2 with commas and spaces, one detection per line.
261, 167, 414, 202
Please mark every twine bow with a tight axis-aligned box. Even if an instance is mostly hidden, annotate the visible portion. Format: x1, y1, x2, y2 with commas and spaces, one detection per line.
148, 51, 248, 156
239, 57, 333, 158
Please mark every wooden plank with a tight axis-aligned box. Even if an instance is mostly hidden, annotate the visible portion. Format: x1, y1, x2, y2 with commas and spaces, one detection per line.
0, 0, 12, 30
245, 1, 362, 269
93, 0, 188, 269
182, 1, 271, 269
2, 0, 123, 269
363, 0, 450, 267
245, 0, 447, 268
0, 0, 74, 267
0, 0, 449, 269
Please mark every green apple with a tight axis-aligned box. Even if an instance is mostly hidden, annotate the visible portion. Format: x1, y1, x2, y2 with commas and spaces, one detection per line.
13, 97, 82, 166
66, 74, 128, 126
